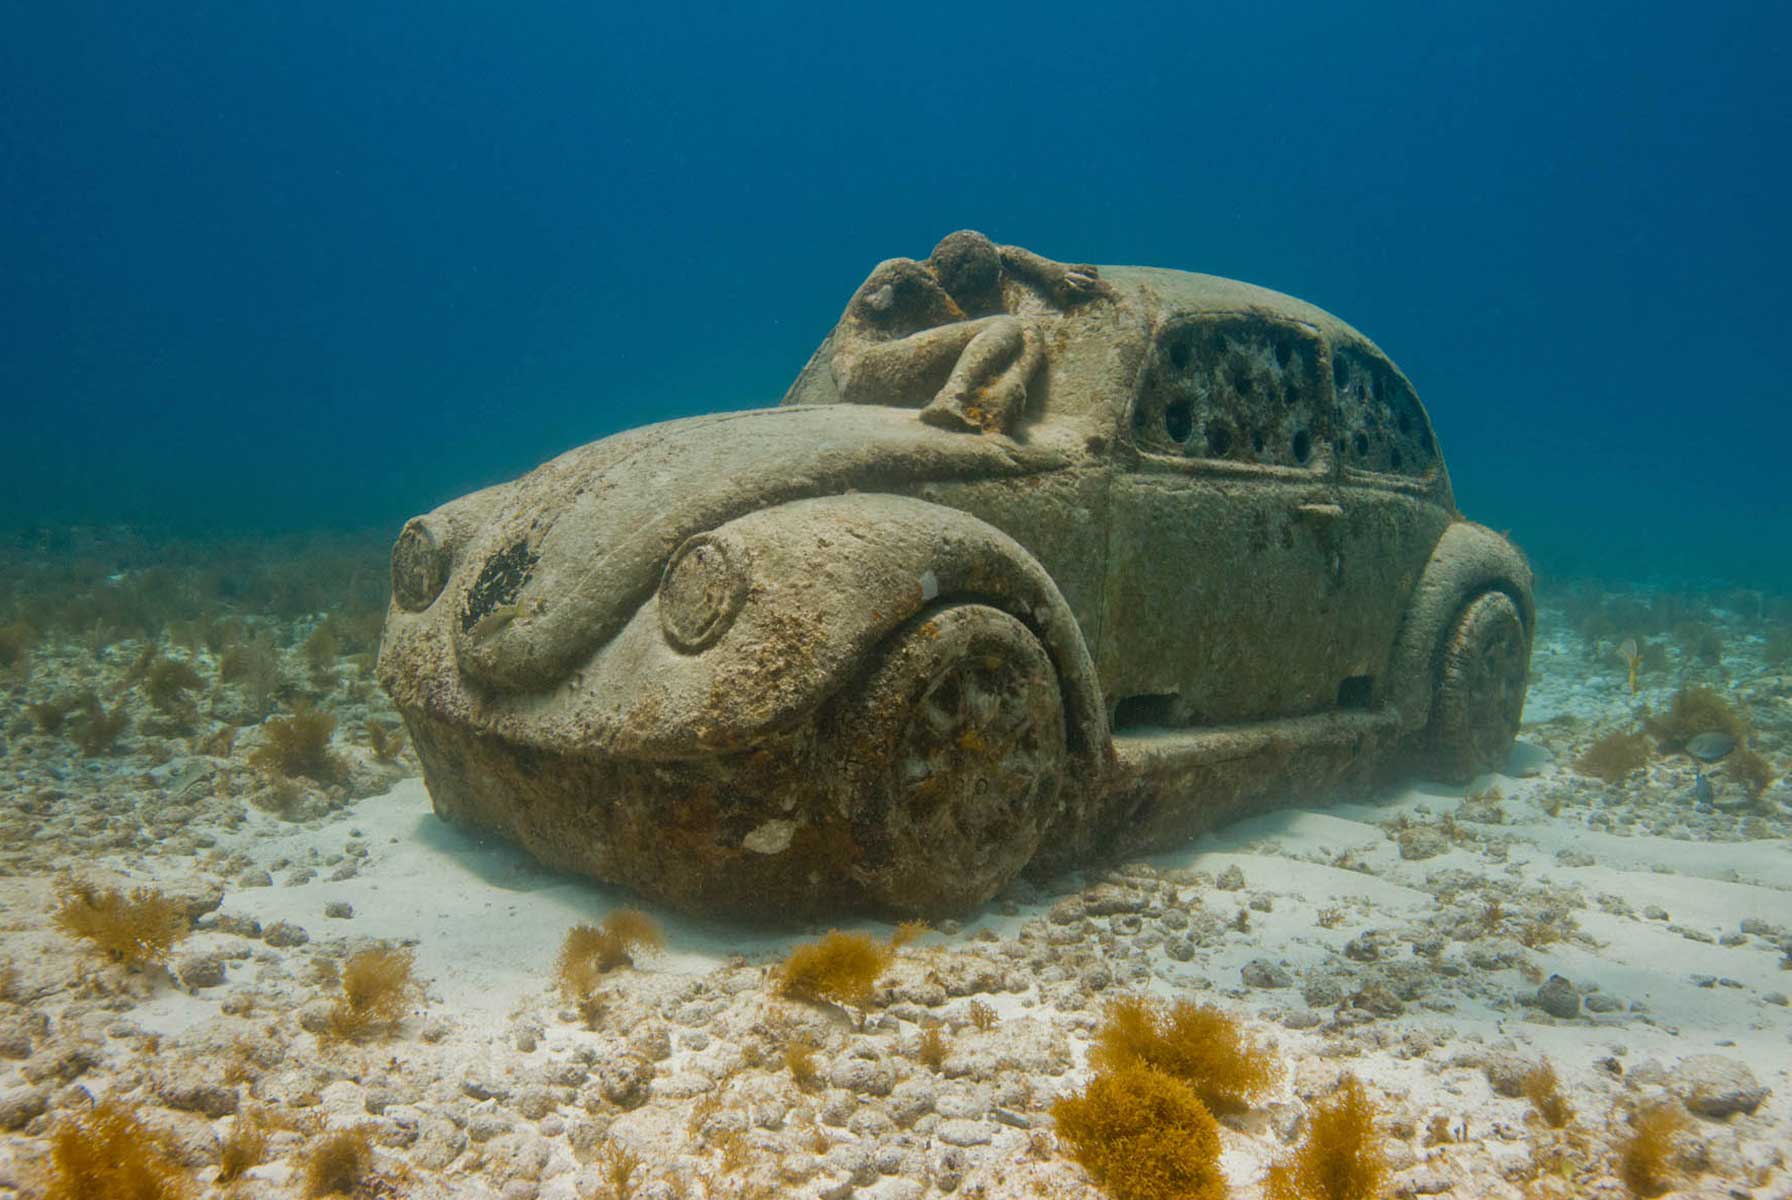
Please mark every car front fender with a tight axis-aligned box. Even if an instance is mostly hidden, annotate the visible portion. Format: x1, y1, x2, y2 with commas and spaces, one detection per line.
513, 492, 1104, 767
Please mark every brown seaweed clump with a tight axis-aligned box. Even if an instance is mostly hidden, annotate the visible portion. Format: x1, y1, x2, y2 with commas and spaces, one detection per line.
1052, 1061, 1227, 1200
0, 621, 35, 673
39, 1098, 194, 1200
215, 1108, 269, 1183
364, 719, 406, 762
593, 1141, 644, 1200
1522, 1059, 1574, 1128
324, 946, 422, 1040
1263, 1074, 1388, 1200
557, 909, 663, 978
1573, 730, 1652, 784
1643, 685, 1746, 752
300, 1126, 375, 1198
249, 705, 342, 781
1727, 746, 1776, 801
301, 623, 341, 690
1089, 995, 1281, 1115
783, 1038, 822, 1089
554, 910, 664, 1026
218, 633, 282, 714
1672, 621, 1724, 665
51, 878, 190, 968
143, 654, 206, 715
1617, 1101, 1686, 1197
71, 694, 129, 757
777, 930, 894, 1008
28, 694, 81, 735
914, 1023, 948, 1070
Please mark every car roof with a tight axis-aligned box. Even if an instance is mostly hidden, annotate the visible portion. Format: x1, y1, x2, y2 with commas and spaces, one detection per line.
1102, 265, 1388, 358
785, 262, 1427, 439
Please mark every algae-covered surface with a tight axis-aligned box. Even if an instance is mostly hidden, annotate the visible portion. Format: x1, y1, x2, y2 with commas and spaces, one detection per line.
1, 538, 1789, 1198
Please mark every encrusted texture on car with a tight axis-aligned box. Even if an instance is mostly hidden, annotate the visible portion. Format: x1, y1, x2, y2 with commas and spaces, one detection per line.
379, 230, 1533, 918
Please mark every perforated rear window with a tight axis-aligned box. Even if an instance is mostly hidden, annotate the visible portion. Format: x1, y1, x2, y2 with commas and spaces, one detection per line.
1133, 315, 1330, 468
1332, 343, 1436, 477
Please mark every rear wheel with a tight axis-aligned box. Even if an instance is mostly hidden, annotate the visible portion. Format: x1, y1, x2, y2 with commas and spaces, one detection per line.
836, 604, 1066, 915
1429, 591, 1529, 781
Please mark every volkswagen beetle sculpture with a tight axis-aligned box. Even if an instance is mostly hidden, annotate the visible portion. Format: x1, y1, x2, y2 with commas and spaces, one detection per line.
378, 231, 1532, 918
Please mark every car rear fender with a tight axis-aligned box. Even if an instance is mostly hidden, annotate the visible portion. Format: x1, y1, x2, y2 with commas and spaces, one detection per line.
1385, 520, 1536, 733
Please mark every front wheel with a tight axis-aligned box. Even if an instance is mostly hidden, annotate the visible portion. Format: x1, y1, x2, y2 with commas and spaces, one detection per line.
1428, 591, 1530, 781
834, 604, 1067, 915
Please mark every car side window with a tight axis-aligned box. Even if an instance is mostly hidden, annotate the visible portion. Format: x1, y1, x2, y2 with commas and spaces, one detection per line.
1332, 343, 1437, 478
1131, 315, 1331, 469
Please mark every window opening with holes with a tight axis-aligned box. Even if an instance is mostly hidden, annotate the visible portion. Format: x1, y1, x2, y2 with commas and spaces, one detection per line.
1132, 315, 1332, 469
1332, 343, 1437, 478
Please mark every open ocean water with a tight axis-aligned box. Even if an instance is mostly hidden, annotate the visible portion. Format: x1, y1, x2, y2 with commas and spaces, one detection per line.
3, 3, 1789, 588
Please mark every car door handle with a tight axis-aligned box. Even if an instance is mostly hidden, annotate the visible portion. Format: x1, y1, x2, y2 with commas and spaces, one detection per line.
1294, 503, 1343, 522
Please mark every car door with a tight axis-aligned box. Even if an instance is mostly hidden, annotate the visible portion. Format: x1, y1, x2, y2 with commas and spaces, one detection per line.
1100, 313, 1348, 728
1324, 341, 1455, 702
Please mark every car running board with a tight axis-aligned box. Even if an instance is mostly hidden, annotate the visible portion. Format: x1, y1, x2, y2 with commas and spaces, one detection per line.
1110, 708, 1404, 776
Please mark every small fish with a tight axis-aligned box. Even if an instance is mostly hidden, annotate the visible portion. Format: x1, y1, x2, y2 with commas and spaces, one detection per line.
1685, 731, 1735, 762
469, 603, 520, 640
1692, 771, 1714, 808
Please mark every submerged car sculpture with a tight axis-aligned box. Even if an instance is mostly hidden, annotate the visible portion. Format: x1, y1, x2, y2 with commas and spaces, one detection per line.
379, 231, 1533, 918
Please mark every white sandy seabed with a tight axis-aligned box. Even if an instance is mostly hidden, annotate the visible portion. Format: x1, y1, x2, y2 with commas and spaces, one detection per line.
2, 615, 1790, 1199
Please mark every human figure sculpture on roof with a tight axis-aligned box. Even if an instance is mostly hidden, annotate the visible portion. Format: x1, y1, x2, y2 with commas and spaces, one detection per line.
827, 229, 1114, 434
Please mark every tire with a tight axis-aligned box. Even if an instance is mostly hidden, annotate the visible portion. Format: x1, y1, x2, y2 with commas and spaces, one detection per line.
1429, 591, 1530, 782
835, 604, 1067, 915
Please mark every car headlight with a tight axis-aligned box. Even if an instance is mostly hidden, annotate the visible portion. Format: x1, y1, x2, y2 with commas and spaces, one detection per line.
658, 532, 748, 652
391, 517, 452, 612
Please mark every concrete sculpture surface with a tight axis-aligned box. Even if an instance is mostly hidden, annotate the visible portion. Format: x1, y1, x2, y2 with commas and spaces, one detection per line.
379, 231, 1534, 917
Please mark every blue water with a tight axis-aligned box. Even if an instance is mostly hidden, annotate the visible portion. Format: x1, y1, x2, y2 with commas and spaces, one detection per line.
4, 2, 1788, 586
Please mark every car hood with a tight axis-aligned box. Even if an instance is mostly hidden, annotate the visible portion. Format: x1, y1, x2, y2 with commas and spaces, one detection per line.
446, 402, 1076, 692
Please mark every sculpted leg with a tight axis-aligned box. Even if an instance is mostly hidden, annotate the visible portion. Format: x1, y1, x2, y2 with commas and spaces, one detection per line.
921, 316, 1043, 434
830, 320, 983, 409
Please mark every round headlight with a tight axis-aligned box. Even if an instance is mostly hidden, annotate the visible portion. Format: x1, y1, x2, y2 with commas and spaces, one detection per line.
658, 533, 747, 653
391, 518, 451, 612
